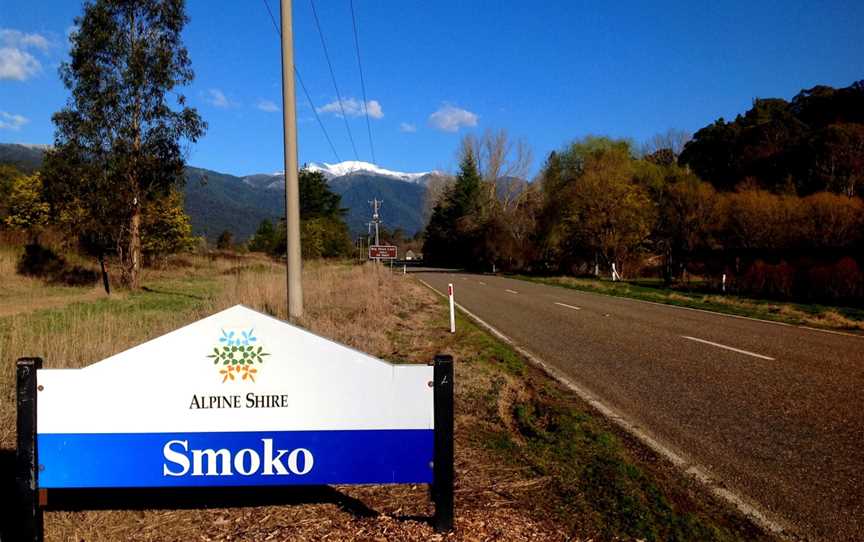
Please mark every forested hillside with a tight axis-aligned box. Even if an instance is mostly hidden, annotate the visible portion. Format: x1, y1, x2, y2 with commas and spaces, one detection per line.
680, 81, 864, 195
330, 174, 428, 235
184, 167, 284, 241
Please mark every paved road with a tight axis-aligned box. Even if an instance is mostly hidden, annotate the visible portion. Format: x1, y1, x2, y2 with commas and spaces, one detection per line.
416, 271, 864, 541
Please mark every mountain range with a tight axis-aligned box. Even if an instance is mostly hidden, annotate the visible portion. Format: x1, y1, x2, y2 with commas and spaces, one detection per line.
0, 143, 440, 241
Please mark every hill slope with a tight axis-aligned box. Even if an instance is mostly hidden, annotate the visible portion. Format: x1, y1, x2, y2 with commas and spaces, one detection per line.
0, 143, 48, 173
184, 167, 284, 241
329, 174, 428, 235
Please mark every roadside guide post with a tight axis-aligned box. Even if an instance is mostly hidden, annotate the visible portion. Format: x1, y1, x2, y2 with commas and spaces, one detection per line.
448, 283, 456, 333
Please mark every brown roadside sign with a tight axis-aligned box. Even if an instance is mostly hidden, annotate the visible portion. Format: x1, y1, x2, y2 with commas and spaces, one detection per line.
369, 245, 398, 259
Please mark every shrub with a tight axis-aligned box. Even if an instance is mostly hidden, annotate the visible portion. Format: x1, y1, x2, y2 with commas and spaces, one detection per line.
809, 257, 864, 301
16, 243, 66, 278
740, 260, 795, 299
16, 242, 98, 286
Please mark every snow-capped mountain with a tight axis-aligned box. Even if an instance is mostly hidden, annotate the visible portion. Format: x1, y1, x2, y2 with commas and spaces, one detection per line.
306, 161, 433, 183
243, 161, 442, 191
239, 162, 450, 236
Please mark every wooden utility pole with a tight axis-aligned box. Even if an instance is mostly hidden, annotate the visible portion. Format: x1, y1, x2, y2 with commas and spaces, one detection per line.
280, 0, 303, 319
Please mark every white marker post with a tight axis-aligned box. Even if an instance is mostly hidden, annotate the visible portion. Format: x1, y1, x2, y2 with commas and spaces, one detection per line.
722, 273, 727, 293
448, 283, 456, 333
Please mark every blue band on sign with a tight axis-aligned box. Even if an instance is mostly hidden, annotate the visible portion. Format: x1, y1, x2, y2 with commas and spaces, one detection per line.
37, 429, 434, 488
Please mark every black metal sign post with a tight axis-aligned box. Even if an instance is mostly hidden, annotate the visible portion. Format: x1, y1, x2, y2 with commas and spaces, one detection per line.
432, 354, 454, 532
16, 357, 43, 542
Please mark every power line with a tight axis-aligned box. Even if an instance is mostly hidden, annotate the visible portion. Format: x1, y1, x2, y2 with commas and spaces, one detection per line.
295, 66, 341, 164
349, 0, 375, 164
309, 0, 360, 162
262, 0, 341, 164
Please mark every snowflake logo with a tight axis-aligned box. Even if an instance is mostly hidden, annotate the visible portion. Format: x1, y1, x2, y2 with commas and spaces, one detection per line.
207, 328, 270, 383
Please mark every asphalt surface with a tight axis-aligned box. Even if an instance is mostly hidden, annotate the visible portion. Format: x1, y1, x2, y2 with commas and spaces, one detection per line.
415, 271, 864, 541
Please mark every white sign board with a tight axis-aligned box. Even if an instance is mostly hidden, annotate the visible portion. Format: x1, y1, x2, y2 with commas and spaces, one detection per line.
36, 305, 434, 488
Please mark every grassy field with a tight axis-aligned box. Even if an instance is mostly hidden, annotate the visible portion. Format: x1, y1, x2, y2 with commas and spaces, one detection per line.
0, 254, 773, 541
516, 275, 864, 332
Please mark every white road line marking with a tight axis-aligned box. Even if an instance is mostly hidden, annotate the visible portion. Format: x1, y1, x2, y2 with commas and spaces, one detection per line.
478, 281, 486, 285
505, 289, 519, 294
799, 326, 863, 338
681, 336, 775, 360
554, 302, 581, 311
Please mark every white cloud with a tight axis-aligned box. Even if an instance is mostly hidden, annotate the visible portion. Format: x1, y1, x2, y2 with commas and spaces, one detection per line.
206, 88, 233, 108
364, 100, 383, 119
399, 122, 417, 133
428, 103, 478, 132
0, 47, 41, 80
0, 111, 30, 130
316, 97, 383, 119
0, 29, 50, 51
0, 28, 51, 81
256, 99, 280, 113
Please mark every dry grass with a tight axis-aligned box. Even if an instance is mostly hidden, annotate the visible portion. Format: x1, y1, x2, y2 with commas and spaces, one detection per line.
703, 294, 864, 331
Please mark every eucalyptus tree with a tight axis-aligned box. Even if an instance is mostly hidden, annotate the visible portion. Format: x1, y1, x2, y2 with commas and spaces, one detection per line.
44, 0, 205, 288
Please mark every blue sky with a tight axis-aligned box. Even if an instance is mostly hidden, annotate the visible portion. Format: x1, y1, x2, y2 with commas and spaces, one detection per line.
1, 0, 862, 177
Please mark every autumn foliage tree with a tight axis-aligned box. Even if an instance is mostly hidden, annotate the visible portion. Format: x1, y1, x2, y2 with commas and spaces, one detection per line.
2, 172, 50, 241
536, 137, 656, 276
142, 188, 196, 262
43, 0, 205, 288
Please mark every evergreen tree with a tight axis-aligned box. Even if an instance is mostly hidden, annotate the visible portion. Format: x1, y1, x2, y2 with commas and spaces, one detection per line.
299, 169, 345, 218
248, 219, 276, 253
268, 168, 352, 259
423, 152, 484, 267
43, 0, 206, 288
216, 230, 234, 250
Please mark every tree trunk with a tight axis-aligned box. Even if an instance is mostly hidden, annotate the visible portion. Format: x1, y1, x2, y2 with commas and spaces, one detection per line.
98, 252, 111, 295
663, 244, 673, 284
128, 200, 142, 289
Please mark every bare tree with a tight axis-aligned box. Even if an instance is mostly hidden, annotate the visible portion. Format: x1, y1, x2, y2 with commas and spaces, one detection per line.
457, 128, 533, 210
641, 128, 692, 158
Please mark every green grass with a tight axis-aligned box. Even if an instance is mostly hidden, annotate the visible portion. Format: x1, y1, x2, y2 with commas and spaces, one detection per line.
456, 311, 526, 376
441, 297, 770, 541
515, 275, 864, 332
0, 275, 220, 339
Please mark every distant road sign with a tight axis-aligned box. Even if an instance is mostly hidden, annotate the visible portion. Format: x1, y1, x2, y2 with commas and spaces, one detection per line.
369, 245, 397, 259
